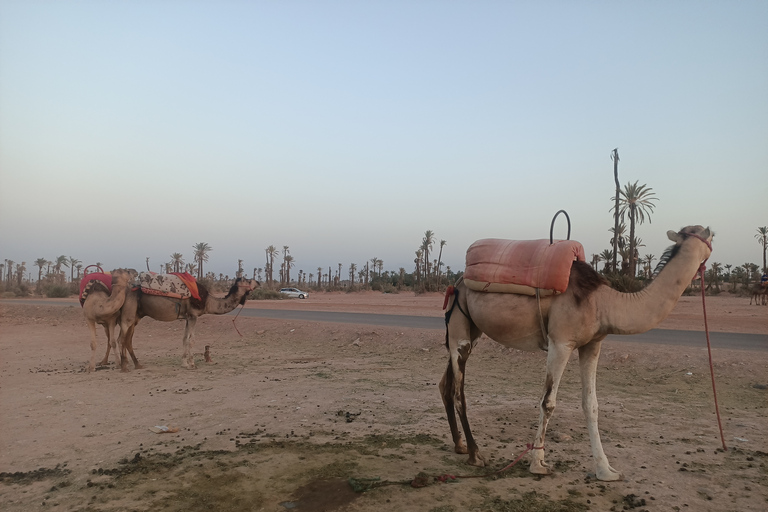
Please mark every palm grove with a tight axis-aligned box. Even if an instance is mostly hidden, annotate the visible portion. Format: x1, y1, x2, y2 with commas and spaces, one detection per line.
2, 152, 767, 298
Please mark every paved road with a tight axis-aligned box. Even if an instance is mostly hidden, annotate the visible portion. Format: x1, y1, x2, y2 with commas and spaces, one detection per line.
234, 308, 768, 352
3, 300, 766, 351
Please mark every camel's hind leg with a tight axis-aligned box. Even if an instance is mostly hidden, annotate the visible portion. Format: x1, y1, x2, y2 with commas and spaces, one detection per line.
579, 340, 623, 481
98, 324, 112, 367
441, 289, 484, 466
530, 338, 573, 475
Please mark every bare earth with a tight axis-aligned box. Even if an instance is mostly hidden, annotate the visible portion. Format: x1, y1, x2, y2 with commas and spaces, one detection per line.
1, 292, 766, 512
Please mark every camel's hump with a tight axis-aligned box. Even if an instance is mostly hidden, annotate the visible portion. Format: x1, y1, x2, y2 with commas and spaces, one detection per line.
464, 239, 585, 295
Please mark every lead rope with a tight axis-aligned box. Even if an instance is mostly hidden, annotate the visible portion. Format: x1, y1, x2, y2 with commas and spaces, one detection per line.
698, 262, 727, 451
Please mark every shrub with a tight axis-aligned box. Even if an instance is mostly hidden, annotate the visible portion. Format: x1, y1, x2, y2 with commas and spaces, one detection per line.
248, 289, 284, 300
45, 285, 71, 298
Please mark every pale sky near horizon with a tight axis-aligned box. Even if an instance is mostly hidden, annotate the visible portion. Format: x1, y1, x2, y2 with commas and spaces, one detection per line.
1, 1, 766, 280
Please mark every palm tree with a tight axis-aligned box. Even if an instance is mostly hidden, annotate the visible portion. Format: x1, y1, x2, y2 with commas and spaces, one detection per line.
35, 258, 48, 283
349, 263, 357, 285
193, 242, 212, 280
146, 257, 151, 272
608, 224, 627, 271
284, 254, 294, 284
317, 267, 323, 288
614, 181, 657, 277
265, 245, 278, 287
187, 263, 198, 276
422, 230, 434, 287
436, 240, 446, 289
707, 262, 722, 292
68, 257, 80, 282
598, 249, 613, 273
643, 254, 656, 279
6, 260, 14, 283
756, 226, 768, 274
54, 255, 69, 282
171, 253, 184, 273
611, 148, 620, 273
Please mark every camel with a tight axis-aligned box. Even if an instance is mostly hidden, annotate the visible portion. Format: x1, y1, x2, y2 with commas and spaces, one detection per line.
112, 277, 259, 371
441, 225, 713, 481
749, 281, 767, 305
81, 268, 135, 372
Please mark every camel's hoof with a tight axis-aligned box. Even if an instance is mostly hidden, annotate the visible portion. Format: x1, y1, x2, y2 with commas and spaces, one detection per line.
466, 453, 486, 467
596, 467, 624, 481
120, 367, 130, 373
529, 461, 553, 476
134, 364, 144, 370
454, 442, 468, 455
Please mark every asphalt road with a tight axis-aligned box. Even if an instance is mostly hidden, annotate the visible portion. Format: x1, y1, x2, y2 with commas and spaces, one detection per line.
3, 299, 766, 352
233, 308, 768, 352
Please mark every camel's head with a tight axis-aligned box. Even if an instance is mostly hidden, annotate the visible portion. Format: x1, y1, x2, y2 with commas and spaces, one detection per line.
666, 225, 713, 262
231, 278, 260, 304
110, 268, 136, 286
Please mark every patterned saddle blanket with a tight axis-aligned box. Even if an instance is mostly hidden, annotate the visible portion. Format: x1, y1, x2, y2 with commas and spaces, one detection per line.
137, 272, 201, 300
79, 273, 114, 306
463, 238, 585, 296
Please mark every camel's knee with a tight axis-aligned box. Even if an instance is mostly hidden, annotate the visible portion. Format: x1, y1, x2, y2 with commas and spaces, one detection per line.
456, 339, 472, 362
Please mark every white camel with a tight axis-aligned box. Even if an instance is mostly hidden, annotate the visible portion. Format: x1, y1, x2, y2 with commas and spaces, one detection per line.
441, 225, 713, 481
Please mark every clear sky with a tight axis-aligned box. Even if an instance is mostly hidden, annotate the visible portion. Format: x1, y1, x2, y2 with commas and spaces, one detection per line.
1, 1, 766, 280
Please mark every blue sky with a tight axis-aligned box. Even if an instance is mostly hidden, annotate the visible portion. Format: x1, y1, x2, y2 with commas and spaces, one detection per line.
1, 1, 766, 280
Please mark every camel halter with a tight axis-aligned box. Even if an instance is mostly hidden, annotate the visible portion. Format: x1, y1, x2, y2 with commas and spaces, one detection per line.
685, 232, 727, 451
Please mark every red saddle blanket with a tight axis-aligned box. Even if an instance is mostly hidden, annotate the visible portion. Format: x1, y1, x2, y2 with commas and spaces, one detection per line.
464, 239, 585, 296
137, 272, 201, 300
79, 273, 113, 306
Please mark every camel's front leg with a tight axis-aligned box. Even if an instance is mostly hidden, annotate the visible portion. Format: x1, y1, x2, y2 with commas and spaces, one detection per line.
87, 321, 99, 372
530, 339, 573, 475
181, 317, 197, 369
579, 341, 623, 481
117, 323, 143, 371
99, 324, 112, 367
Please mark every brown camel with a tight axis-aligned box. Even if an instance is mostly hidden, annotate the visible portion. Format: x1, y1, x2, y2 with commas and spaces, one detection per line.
749, 281, 767, 305
81, 268, 135, 372
112, 277, 259, 371
441, 225, 713, 481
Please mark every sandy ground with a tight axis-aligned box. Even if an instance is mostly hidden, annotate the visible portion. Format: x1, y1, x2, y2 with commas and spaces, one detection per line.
0, 292, 766, 512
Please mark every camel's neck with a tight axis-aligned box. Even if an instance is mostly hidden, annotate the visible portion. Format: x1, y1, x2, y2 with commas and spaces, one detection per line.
596, 241, 707, 335
204, 288, 247, 315
97, 282, 129, 315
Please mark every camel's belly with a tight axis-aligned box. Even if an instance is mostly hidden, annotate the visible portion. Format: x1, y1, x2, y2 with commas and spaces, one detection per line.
466, 291, 547, 352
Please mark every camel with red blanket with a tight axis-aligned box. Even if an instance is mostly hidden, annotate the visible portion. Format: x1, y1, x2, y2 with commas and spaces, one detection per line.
441, 225, 712, 481
80, 268, 136, 372
113, 276, 259, 371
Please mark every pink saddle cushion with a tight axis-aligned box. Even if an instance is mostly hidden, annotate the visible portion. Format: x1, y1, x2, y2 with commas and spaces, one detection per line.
464, 239, 585, 294
79, 273, 113, 306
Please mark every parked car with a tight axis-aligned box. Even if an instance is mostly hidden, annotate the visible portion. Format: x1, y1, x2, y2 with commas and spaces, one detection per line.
279, 287, 309, 299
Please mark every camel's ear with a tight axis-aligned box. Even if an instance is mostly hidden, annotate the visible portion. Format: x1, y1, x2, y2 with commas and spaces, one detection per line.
702, 227, 713, 241
667, 230, 683, 243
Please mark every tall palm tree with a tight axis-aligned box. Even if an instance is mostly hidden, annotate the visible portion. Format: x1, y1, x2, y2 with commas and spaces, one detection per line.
755, 226, 768, 274
68, 257, 80, 282
35, 258, 48, 283
610, 148, 620, 273
266, 245, 278, 287
6, 260, 14, 283
598, 249, 613, 273
317, 267, 322, 288
614, 181, 657, 277
284, 254, 294, 284
349, 262, 357, 285
422, 230, 434, 287
193, 242, 212, 280
171, 253, 184, 273
146, 257, 151, 272
435, 240, 446, 289
376, 258, 383, 278
54, 255, 69, 281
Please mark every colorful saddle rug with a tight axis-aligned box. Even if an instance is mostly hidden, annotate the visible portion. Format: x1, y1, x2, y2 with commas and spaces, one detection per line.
137, 272, 201, 300
464, 239, 585, 296
79, 272, 114, 306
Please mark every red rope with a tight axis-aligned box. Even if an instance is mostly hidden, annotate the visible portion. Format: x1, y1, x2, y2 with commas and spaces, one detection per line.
232, 304, 244, 336
698, 263, 727, 451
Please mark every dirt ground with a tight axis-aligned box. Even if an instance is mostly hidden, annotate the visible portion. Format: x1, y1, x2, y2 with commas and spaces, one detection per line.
1, 292, 766, 512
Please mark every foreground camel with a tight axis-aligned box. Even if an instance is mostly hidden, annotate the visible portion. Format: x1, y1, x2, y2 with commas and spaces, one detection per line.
82, 268, 135, 372
113, 277, 259, 371
441, 225, 713, 481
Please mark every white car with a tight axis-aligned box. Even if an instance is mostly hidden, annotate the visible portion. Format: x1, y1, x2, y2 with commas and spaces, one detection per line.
279, 287, 309, 299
